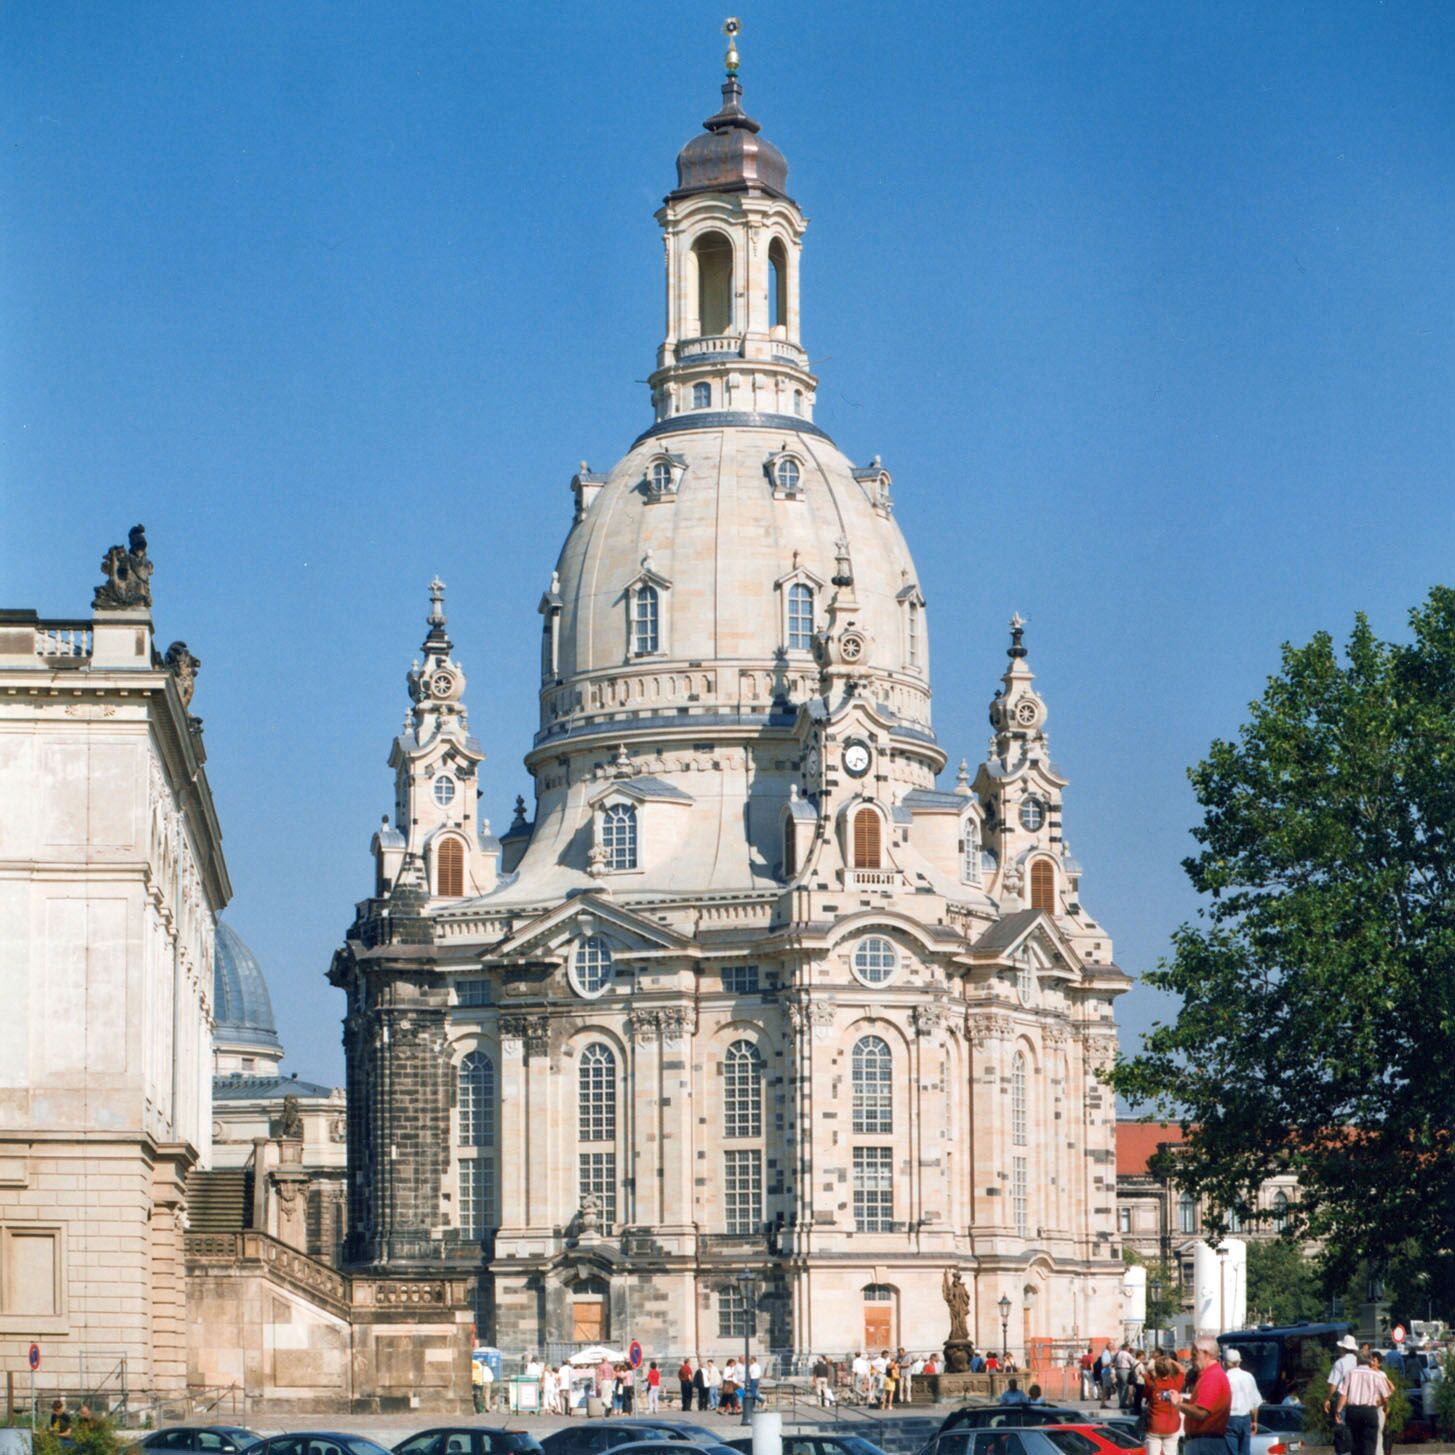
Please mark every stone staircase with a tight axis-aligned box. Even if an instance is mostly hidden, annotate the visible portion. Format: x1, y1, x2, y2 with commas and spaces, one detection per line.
186, 1166, 253, 1233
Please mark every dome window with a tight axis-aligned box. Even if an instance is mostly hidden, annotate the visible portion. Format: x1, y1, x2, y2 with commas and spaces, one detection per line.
793, 389, 805, 417
787, 583, 815, 651
632, 584, 660, 655
775, 458, 800, 492
644, 451, 686, 499
1020, 797, 1046, 832
693, 381, 712, 410
765, 448, 806, 499
601, 803, 638, 871
650, 461, 673, 493
433, 775, 456, 807
571, 936, 615, 998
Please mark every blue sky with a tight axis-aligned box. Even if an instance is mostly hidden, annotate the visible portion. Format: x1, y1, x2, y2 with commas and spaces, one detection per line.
4, 2, 1452, 1084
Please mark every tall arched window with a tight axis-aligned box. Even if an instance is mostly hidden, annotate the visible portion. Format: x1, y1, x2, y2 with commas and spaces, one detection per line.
693, 231, 733, 335
1271, 1190, 1289, 1232
693, 381, 712, 410
724, 1040, 763, 1138
907, 601, 921, 667
962, 817, 981, 884
1011, 1051, 1028, 1146
633, 584, 659, 655
768, 237, 788, 331
437, 837, 464, 898
783, 817, 797, 880
1178, 1193, 1197, 1234
578, 1043, 617, 1229
602, 803, 638, 870
787, 583, 815, 651
1030, 857, 1055, 913
852, 807, 881, 869
852, 1035, 893, 1133
458, 1050, 495, 1238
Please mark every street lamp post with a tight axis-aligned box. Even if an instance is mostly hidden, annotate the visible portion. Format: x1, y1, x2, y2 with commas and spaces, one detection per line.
1150, 1277, 1163, 1354
738, 1269, 756, 1427
998, 1294, 1012, 1364
1217, 1247, 1229, 1335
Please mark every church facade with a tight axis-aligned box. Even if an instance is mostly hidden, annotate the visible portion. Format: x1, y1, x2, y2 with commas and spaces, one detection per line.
330, 44, 1128, 1363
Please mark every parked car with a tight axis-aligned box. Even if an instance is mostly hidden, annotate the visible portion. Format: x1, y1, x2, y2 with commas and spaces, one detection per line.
395, 1432, 544, 1455
606, 1442, 742, 1455
249, 1435, 394, 1455
925, 1430, 1112, 1455
727, 1438, 891, 1455
1250, 1404, 1304, 1455
1036, 1427, 1145, 1455
140, 1429, 263, 1455
936, 1407, 1085, 1439
541, 1428, 709, 1455
1093, 1421, 1142, 1445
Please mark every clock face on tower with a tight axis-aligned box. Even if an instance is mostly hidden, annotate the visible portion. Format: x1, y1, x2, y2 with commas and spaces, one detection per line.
430, 669, 457, 699
843, 739, 872, 778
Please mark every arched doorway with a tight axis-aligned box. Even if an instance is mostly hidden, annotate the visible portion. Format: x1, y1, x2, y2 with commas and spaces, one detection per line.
862, 1283, 895, 1351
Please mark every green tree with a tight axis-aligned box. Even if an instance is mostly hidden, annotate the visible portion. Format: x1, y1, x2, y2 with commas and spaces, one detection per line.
1245, 1239, 1326, 1326
1124, 1247, 1179, 1338
1111, 588, 1455, 1309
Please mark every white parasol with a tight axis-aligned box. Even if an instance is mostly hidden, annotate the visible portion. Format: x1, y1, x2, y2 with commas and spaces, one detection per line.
569, 1344, 627, 1364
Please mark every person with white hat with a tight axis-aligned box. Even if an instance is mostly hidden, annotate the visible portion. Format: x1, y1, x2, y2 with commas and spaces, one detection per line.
1224, 1349, 1262, 1455
1325, 1335, 1360, 1455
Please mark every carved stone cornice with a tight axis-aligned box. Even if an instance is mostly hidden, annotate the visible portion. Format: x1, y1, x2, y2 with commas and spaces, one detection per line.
500, 1013, 550, 1058
912, 1002, 947, 1038
967, 1013, 1015, 1048
785, 992, 836, 1043
627, 1007, 698, 1046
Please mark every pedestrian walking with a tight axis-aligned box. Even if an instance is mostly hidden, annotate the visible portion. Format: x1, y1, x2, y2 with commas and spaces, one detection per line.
693, 1358, 708, 1411
706, 1357, 722, 1411
1225, 1349, 1261, 1455
746, 1352, 762, 1416
472, 1358, 486, 1414
1174, 1337, 1231, 1455
1335, 1351, 1391, 1455
679, 1356, 695, 1412
1116, 1344, 1134, 1409
813, 1355, 832, 1407
1326, 1336, 1359, 1455
646, 1361, 661, 1413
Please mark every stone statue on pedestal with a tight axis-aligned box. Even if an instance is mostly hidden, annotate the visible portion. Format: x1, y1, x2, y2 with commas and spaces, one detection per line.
93, 524, 154, 610
942, 1267, 974, 1373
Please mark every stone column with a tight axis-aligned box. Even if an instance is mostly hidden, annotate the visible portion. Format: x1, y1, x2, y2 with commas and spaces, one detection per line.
658, 1006, 697, 1243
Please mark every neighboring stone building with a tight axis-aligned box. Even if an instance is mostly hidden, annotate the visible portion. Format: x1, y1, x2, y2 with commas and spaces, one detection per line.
330, 44, 1130, 1365
202, 923, 347, 1265
1116, 1121, 1302, 1311
0, 527, 230, 1403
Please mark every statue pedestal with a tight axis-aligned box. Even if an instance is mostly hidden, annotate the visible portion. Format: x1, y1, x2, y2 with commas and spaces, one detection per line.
926, 1371, 982, 1404
942, 1339, 976, 1375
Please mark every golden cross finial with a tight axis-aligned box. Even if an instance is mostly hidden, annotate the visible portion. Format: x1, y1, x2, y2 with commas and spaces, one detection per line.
723, 17, 741, 76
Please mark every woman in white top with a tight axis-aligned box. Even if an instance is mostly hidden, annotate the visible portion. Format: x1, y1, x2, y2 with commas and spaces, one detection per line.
541, 1363, 558, 1415
706, 1359, 723, 1411
558, 1362, 575, 1413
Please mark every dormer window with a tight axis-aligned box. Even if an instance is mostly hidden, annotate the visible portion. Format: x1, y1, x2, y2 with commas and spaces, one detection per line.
650, 461, 673, 494
633, 585, 660, 655
644, 452, 686, 499
693, 382, 712, 410
775, 458, 800, 493
787, 583, 815, 651
907, 601, 921, 667
601, 803, 638, 871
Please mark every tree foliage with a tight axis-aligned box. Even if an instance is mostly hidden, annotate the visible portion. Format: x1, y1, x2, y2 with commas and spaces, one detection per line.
1111, 588, 1455, 1309
1245, 1239, 1326, 1326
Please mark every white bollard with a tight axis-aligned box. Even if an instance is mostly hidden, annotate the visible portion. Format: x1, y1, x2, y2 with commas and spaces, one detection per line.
751, 1410, 783, 1455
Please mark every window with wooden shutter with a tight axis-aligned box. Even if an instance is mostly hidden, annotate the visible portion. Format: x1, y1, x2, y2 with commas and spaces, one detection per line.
437, 838, 464, 898
1030, 857, 1054, 913
853, 807, 881, 869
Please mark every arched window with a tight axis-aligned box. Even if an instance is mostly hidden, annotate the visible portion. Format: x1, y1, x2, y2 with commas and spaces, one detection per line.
633, 584, 659, 655
793, 389, 804, 417
783, 817, 797, 879
578, 1044, 617, 1229
437, 837, 464, 898
693, 381, 712, 410
693, 231, 733, 335
1011, 1051, 1028, 1146
1178, 1193, 1197, 1234
768, 237, 788, 331
579, 1043, 616, 1140
852, 806, 881, 868
650, 460, 673, 494
852, 1035, 893, 1133
774, 457, 801, 493
787, 582, 815, 650
962, 817, 981, 885
1271, 1190, 1289, 1232
602, 803, 638, 870
724, 1040, 763, 1138
907, 601, 921, 668
458, 1050, 495, 1239
458, 1050, 494, 1147
1030, 858, 1055, 913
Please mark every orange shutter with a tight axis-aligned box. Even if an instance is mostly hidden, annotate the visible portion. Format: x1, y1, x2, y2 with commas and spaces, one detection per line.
438, 839, 464, 898
1030, 858, 1054, 912
853, 808, 881, 869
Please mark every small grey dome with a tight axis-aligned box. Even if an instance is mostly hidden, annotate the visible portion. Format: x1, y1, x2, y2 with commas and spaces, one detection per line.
213, 921, 283, 1055
672, 79, 789, 200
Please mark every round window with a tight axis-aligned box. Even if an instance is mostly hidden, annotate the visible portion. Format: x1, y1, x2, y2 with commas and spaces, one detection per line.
1019, 797, 1045, 831
775, 458, 801, 492
570, 936, 615, 998
433, 775, 457, 807
852, 936, 898, 986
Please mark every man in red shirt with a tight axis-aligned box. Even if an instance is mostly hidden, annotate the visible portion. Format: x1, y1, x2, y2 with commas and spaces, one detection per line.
1177, 1337, 1234, 1455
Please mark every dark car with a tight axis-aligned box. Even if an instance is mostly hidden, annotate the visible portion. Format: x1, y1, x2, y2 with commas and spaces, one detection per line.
607, 1442, 742, 1455
141, 1430, 263, 1455
396, 1432, 545, 1455
926, 1432, 1104, 1455
936, 1407, 1085, 1439
251, 1435, 394, 1455
541, 1428, 702, 1455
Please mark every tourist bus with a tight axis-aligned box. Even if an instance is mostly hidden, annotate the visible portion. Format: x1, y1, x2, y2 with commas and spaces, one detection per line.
1218, 1322, 1352, 1403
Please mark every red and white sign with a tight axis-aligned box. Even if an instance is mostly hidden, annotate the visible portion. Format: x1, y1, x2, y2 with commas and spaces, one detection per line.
28, 1344, 40, 1371
628, 1340, 643, 1368
1392, 1325, 1406, 1345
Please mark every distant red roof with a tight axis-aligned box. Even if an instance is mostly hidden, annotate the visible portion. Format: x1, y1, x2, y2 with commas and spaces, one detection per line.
1117, 1120, 1185, 1177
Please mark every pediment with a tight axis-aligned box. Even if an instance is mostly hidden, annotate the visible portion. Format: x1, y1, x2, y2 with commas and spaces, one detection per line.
490, 891, 691, 964
966, 908, 1083, 978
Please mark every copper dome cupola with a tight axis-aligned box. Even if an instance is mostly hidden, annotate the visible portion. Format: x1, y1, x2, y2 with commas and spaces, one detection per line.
670, 20, 790, 201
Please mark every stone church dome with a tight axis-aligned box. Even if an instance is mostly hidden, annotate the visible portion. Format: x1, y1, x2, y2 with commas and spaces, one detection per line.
213, 921, 283, 1058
